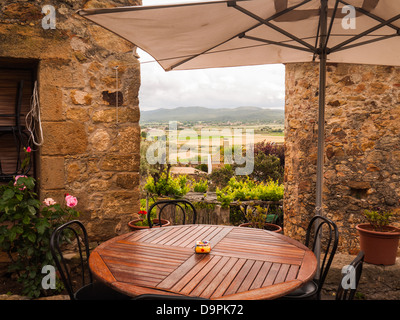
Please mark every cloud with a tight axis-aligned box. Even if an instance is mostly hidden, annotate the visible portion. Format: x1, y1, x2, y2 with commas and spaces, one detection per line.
138, 49, 285, 111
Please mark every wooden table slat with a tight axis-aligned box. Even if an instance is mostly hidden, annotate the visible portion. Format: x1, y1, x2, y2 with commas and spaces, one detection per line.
189, 256, 231, 297
148, 225, 191, 245
216, 279, 303, 300
262, 263, 281, 287
224, 259, 255, 296
198, 257, 239, 299
236, 260, 264, 293
286, 264, 300, 281
103, 257, 176, 275
212, 248, 303, 265
89, 251, 116, 283
274, 264, 290, 284
249, 261, 273, 290
157, 253, 209, 290
177, 225, 216, 247
179, 255, 223, 295
99, 247, 189, 267
213, 240, 304, 259
162, 225, 200, 246
209, 258, 247, 299
128, 227, 170, 243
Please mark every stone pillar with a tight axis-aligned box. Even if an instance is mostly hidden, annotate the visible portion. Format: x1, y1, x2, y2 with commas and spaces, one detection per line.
0, 0, 142, 240
284, 62, 400, 253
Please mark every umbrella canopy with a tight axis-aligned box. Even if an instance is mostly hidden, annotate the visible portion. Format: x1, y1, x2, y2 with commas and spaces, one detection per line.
79, 0, 400, 71
78, 0, 400, 216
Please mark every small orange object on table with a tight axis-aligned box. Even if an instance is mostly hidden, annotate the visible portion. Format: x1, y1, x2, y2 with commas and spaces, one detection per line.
195, 240, 211, 253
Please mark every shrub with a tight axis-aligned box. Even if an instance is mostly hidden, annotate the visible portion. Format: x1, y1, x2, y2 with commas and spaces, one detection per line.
144, 171, 190, 198
0, 176, 79, 298
216, 177, 284, 207
192, 179, 208, 193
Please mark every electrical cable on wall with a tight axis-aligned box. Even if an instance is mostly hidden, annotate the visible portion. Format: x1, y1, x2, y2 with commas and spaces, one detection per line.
26, 81, 44, 149
114, 66, 120, 138
115, 66, 119, 129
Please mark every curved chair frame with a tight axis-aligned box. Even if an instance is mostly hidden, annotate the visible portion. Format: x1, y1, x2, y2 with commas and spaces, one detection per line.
50, 220, 130, 300
305, 215, 339, 297
336, 251, 364, 300
147, 199, 197, 228
282, 215, 339, 300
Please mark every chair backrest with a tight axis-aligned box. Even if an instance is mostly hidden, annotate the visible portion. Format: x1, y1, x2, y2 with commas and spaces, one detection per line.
305, 215, 339, 296
147, 199, 197, 228
336, 251, 364, 300
50, 220, 92, 300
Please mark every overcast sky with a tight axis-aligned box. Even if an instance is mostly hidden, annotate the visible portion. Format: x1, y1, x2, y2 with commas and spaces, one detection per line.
138, 0, 286, 111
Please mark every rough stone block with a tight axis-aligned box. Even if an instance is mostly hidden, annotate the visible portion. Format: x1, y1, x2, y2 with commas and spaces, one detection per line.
100, 154, 140, 172
39, 156, 65, 190
39, 86, 64, 121
41, 121, 88, 155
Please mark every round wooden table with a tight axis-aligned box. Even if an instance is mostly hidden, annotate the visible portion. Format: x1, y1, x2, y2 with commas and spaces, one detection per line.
89, 224, 317, 300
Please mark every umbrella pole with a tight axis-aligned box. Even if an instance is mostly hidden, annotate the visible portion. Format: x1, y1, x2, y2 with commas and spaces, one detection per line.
316, 54, 327, 218
314, 0, 328, 282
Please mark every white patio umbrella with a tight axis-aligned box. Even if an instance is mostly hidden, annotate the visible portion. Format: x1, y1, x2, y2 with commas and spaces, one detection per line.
78, 0, 400, 266
79, 0, 399, 215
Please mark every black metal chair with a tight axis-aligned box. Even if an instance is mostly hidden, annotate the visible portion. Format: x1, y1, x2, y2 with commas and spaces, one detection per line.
336, 251, 364, 300
50, 220, 131, 300
281, 215, 339, 300
147, 199, 197, 228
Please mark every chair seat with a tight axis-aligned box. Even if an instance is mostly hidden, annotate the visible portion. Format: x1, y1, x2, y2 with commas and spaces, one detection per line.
74, 282, 132, 300
282, 280, 318, 300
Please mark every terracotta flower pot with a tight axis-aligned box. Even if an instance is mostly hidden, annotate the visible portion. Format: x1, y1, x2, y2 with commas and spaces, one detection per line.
356, 223, 400, 265
238, 222, 282, 233
128, 218, 171, 231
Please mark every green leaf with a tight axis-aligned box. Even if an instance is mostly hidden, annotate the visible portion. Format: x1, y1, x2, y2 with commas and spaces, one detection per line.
2, 189, 15, 201
36, 220, 50, 234
22, 215, 31, 224
27, 205, 36, 215
8, 230, 16, 242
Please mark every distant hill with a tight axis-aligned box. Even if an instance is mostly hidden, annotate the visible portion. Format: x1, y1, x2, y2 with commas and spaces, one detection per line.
140, 106, 284, 123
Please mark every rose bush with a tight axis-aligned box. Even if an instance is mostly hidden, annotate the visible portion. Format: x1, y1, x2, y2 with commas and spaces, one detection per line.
0, 148, 80, 298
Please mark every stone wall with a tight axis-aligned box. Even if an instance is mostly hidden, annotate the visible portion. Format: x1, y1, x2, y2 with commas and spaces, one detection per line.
284, 62, 400, 253
0, 0, 142, 240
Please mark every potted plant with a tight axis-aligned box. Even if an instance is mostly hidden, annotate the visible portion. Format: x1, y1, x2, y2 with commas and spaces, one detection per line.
128, 210, 170, 231
356, 208, 400, 265
238, 204, 282, 233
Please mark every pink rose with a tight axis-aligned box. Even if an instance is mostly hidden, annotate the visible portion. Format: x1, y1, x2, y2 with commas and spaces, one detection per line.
65, 194, 78, 208
43, 198, 56, 206
26, 146, 31, 153
14, 175, 27, 190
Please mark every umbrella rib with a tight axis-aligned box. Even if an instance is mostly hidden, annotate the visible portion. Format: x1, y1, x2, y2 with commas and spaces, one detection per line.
329, 13, 400, 53
168, 0, 313, 70
241, 35, 313, 53
339, 0, 400, 34
330, 34, 399, 53
324, 0, 340, 49
232, 3, 317, 53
